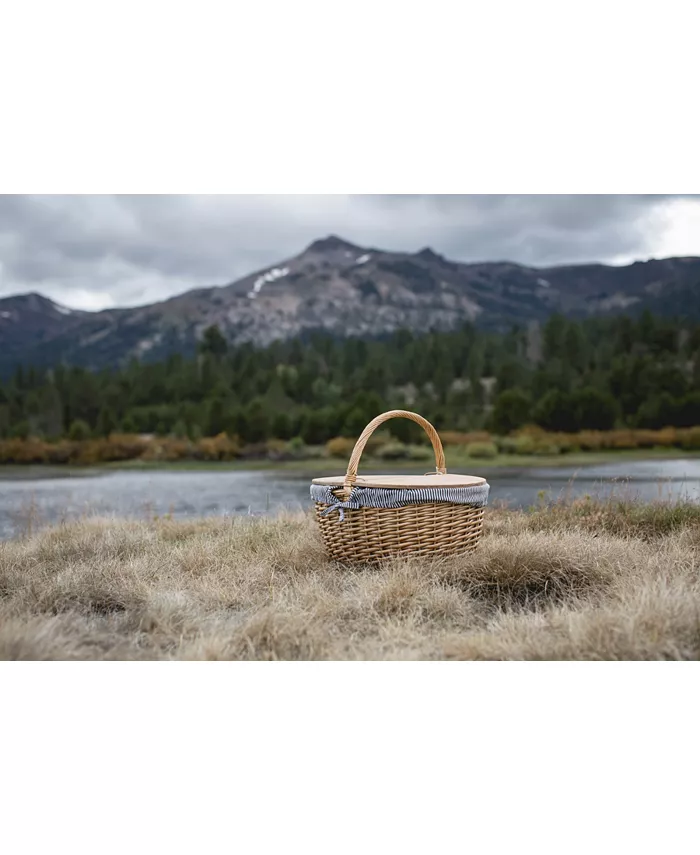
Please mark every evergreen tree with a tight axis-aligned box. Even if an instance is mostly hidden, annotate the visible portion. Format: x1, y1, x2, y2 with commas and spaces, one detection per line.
207, 397, 227, 436
533, 390, 578, 433
4, 314, 700, 444
121, 413, 138, 434
271, 412, 293, 440
96, 406, 117, 437
571, 387, 619, 431
199, 325, 228, 359
489, 389, 533, 434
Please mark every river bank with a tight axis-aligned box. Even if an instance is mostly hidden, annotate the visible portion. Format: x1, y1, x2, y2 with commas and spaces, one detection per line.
2, 446, 700, 477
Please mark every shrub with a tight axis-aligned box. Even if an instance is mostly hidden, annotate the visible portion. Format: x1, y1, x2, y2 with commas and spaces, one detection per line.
680, 427, 700, 450
297, 444, 325, 460
364, 430, 391, 454
195, 433, 240, 461
608, 430, 640, 450
45, 441, 76, 464
325, 436, 356, 459
496, 436, 517, 454
576, 430, 605, 451
141, 438, 192, 462
532, 442, 562, 456
10, 421, 30, 440
120, 414, 138, 434
634, 430, 662, 449
440, 430, 492, 447
496, 435, 540, 455
376, 442, 411, 460
236, 442, 268, 460
547, 433, 578, 454
516, 424, 547, 438
57, 434, 144, 465
654, 427, 678, 448
0, 437, 49, 464
514, 436, 536, 455
68, 420, 92, 441
265, 439, 290, 460
325, 434, 394, 459
287, 436, 308, 458
100, 434, 150, 462
406, 444, 434, 461
171, 420, 189, 439
466, 441, 498, 459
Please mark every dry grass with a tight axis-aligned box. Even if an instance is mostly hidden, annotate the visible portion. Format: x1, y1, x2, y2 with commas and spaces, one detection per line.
2, 499, 700, 660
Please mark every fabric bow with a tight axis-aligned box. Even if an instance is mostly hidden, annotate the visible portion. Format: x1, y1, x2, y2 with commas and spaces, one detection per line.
319, 495, 360, 522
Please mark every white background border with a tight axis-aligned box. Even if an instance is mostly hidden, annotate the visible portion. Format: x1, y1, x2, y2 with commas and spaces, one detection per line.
3, 667, 698, 853
2, 0, 699, 851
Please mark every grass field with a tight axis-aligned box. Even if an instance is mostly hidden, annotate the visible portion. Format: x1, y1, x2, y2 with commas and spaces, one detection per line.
2, 498, 700, 660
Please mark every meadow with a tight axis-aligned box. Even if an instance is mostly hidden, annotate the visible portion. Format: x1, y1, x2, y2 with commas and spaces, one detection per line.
2, 498, 700, 660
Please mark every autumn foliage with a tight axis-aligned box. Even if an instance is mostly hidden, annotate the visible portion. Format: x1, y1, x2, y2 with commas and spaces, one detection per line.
2, 425, 700, 466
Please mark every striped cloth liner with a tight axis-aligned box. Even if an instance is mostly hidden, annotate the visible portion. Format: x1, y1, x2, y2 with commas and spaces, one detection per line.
311, 482, 490, 522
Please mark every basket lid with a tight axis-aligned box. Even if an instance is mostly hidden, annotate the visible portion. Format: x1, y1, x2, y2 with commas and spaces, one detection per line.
312, 473, 487, 489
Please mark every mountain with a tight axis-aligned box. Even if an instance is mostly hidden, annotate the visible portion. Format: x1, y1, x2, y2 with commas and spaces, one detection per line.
2, 235, 700, 373
0, 293, 88, 370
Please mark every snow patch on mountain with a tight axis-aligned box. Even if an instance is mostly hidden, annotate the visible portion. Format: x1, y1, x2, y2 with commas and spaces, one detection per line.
355, 254, 371, 265
248, 267, 289, 299
135, 332, 164, 355
598, 293, 641, 311
54, 303, 73, 315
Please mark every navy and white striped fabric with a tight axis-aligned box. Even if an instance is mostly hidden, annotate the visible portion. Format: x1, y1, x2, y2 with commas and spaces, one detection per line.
311, 482, 490, 522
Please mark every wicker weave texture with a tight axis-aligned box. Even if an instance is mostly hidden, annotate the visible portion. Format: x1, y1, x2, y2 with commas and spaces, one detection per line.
314, 501, 485, 561
312, 409, 487, 562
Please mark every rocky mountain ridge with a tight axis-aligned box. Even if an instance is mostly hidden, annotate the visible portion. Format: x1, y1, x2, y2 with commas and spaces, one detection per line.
1, 235, 699, 372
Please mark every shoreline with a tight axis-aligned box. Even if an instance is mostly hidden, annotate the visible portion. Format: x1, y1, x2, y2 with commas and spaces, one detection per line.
1, 447, 700, 479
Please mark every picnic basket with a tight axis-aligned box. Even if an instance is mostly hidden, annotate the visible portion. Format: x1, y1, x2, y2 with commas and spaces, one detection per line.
311, 410, 489, 562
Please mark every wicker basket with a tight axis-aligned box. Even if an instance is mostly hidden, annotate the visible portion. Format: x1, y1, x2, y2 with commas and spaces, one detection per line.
312, 410, 489, 562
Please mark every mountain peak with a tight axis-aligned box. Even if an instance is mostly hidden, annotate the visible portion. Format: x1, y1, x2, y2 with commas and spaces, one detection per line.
2, 291, 50, 303
0, 292, 80, 320
415, 247, 445, 262
305, 235, 362, 254
1, 292, 58, 310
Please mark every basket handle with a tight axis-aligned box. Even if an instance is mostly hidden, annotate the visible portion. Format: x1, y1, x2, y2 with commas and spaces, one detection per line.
343, 410, 447, 494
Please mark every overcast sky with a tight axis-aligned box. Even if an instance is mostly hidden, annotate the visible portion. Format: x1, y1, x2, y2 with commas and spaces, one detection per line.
1, 194, 699, 311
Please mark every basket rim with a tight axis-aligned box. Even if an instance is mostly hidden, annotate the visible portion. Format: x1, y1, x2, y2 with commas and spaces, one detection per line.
311, 473, 487, 488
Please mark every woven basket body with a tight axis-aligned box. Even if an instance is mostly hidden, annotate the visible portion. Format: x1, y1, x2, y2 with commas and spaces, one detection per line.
314, 501, 485, 561
312, 410, 488, 562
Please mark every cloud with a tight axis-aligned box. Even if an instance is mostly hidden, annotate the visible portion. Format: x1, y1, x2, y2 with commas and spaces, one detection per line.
0, 194, 698, 310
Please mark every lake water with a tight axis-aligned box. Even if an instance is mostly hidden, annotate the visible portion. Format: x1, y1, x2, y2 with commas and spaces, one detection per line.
2, 458, 700, 539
